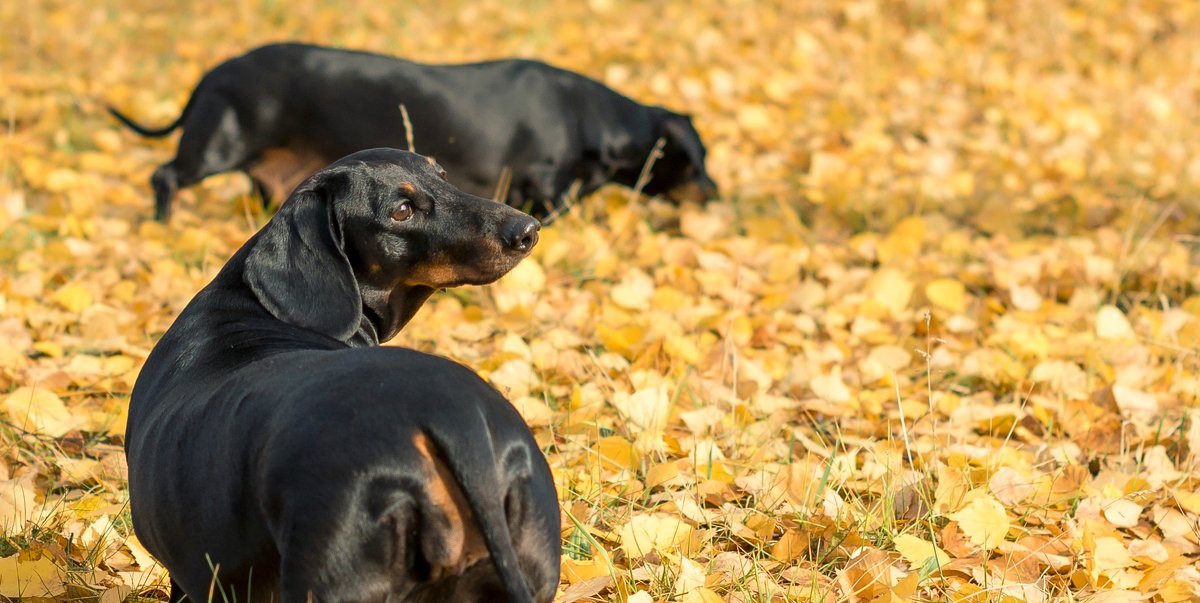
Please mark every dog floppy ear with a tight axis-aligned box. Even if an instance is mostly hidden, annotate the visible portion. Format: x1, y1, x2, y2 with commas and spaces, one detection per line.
244, 173, 362, 342
600, 129, 644, 170
660, 113, 706, 169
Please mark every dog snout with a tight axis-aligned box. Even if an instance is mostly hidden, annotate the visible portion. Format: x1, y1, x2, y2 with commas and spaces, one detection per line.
666, 175, 719, 204
500, 216, 540, 253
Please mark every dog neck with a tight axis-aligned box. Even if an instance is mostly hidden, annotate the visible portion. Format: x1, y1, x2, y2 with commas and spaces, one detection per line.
354, 283, 436, 345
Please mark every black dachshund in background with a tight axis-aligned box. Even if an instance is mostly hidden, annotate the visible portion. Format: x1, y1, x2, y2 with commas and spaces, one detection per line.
110, 43, 718, 221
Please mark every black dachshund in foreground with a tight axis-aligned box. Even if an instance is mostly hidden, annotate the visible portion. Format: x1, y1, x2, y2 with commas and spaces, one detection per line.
126, 149, 560, 602
109, 42, 718, 221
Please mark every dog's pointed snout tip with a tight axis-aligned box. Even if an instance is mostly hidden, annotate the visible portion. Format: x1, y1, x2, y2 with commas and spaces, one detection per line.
502, 216, 540, 253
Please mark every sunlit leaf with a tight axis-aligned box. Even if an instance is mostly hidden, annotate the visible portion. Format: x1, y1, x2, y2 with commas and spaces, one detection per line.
947, 494, 1010, 551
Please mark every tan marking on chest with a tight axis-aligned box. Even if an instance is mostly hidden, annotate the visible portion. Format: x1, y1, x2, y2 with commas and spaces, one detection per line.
412, 432, 489, 577
249, 148, 332, 204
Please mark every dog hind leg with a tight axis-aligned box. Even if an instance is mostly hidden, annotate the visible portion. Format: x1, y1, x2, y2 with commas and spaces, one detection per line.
156, 94, 257, 221
276, 510, 395, 603
167, 577, 187, 603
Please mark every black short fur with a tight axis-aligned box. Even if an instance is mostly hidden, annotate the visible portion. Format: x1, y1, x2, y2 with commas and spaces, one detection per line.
126, 149, 559, 602
109, 42, 718, 221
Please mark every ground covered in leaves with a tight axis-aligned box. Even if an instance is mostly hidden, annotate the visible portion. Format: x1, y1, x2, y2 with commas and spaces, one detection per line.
3, 0, 1200, 601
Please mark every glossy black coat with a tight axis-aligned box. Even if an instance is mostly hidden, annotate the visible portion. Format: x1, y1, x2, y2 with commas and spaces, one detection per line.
126, 149, 560, 602
110, 42, 717, 221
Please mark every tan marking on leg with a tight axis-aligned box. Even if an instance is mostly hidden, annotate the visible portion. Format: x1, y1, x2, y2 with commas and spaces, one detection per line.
411, 433, 489, 577
249, 148, 331, 203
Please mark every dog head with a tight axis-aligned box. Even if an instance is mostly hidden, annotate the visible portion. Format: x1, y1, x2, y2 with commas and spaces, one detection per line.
638, 110, 718, 204
244, 148, 539, 343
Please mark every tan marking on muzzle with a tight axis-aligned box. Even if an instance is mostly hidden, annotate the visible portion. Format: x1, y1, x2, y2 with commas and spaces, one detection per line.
249, 148, 331, 203
665, 180, 711, 204
403, 241, 510, 287
412, 433, 489, 578
405, 257, 473, 288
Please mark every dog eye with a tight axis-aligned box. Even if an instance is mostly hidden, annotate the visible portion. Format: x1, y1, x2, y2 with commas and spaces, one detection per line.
392, 202, 414, 222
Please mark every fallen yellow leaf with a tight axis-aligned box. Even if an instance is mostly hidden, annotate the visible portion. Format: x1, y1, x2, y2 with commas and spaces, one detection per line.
51, 282, 93, 313
1095, 305, 1136, 340
0, 552, 66, 598
946, 494, 1009, 550
619, 513, 693, 559
562, 556, 612, 583
893, 533, 950, 568
3, 387, 75, 437
595, 436, 641, 473
926, 278, 968, 314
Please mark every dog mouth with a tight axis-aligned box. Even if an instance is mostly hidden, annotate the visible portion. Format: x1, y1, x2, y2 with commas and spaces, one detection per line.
455, 248, 532, 286
665, 176, 718, 204
406, 244, 533, 289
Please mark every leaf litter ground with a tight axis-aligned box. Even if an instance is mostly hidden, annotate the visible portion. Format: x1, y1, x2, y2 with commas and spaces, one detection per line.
1, 1, 1199, 601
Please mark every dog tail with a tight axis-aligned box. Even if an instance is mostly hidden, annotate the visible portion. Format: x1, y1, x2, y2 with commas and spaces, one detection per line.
429, 427, 536, 603
107, 104, 185, 138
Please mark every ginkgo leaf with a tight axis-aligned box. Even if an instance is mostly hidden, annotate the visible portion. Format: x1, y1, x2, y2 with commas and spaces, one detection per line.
810, 368, 852, 403
627, 591, 654, 603
0, 552, 67, 598
611, 269, 655, 311
673, 556, 707, 597
595, 436, 641, 472
488, 359, 538, 399
680, 587, 724, 603
0, 477, 42, 537
619, 514, 693, 558
1111, 385, 1158, 421
1088, 536, 1136, 581
3, 387, 76, 437
510, 396, 553, 426
771, 529, 807, 562
645, 461, 683, 489
52, 282, 93, 314
610, 385, 672, 452
988, 466, 1036, 506
1102, 498, 1143, 529
1095, 305, 1136, 340
947, 494, 1010, 550
926, 278, 968, 314
893, 533, 950, 568
878, 217, 926, 263
1172, 489, 1200, 515
934, 465, 970, 515
867, 269, 915, 316
1125, 538, 1168, 564
1009, 285, 1042, 312
100, 586, 134, 603
562, 557, 612, 584
491, 258, 545, 312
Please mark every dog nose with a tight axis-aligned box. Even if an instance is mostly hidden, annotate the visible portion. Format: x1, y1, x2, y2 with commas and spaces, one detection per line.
501, 216, 540, 252
698, 175, 719, 200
